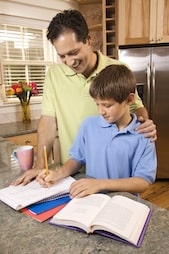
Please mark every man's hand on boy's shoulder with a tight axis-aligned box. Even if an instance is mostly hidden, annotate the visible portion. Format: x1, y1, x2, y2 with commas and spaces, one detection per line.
136, 116, 157, 142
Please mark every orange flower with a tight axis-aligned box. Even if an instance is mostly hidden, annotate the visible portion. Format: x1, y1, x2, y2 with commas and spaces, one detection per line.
6, 88, 15, 96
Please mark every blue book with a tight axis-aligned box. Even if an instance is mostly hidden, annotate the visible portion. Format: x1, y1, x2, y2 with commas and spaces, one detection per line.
28, 195, 71, 215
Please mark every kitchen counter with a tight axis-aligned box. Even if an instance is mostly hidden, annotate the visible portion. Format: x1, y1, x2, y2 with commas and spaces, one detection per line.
0, 138, 169, 254
0, 120, 38, 138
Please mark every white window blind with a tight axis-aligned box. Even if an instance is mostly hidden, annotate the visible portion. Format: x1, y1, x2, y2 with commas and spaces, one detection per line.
0, 24, 56, 101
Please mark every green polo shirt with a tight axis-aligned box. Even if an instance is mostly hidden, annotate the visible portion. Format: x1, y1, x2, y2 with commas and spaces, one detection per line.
42, 51, 143, 163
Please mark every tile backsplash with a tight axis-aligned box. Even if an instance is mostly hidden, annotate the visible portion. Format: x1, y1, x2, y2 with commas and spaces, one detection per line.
0, 103, 41, 124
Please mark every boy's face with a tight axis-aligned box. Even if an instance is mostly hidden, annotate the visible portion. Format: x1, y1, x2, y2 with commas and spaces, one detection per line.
94, 98, 130, 127
53, 31, 92, 76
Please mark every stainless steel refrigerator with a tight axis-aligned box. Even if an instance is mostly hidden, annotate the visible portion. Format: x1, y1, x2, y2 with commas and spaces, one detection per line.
118, 44, 169, 179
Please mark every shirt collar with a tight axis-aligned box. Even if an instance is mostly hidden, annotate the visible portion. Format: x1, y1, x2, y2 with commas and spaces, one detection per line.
99, 113, 140, 134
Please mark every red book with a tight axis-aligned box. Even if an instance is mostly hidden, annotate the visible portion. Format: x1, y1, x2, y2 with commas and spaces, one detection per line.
21, 203, 66, 222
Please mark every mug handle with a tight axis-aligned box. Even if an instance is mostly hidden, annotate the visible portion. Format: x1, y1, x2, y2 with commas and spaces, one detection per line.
12, 149, 18, 161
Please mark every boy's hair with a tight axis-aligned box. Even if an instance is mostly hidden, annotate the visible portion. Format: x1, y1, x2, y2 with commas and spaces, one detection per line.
47, 9, 89, 44
89, 64, 136, 103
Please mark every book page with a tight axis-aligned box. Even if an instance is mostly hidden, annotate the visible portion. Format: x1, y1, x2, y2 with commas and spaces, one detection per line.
50, 194, 110, 232
0, 176, 75, 210
91, 195, 150, 244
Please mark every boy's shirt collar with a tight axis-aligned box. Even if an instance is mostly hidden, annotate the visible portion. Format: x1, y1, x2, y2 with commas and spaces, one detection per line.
99, 113, 140, 134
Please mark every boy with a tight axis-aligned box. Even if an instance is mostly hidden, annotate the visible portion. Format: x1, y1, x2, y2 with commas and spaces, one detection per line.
38, 64, 157, 197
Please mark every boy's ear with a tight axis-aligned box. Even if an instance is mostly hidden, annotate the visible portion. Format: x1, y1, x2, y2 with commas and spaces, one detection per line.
127, 93, 135, 104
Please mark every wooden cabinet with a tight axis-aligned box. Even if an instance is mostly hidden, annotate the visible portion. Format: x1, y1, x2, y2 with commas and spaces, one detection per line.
79, 1, 103, 52
6, 133, 38, 153
6, 133, 61, 164
52, 137, 61, 165
102, 0, 118, 58
118, 0, 169, 45
79, 0, 118, 59
152, 0, 169, 43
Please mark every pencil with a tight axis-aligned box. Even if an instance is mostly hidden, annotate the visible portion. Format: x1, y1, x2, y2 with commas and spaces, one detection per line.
43, 145, 49, 176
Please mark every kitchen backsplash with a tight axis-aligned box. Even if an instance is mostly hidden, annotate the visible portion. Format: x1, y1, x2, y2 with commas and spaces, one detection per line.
0, 103, 41, 124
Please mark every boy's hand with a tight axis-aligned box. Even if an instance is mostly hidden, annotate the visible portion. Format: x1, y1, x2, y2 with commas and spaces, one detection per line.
36, 169, 61, 187
69, 178, 100, 198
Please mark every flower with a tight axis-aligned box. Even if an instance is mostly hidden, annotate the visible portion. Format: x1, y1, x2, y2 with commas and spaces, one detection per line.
6, 80, 38, 104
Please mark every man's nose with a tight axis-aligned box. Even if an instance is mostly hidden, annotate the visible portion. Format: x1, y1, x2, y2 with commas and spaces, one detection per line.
64, 56, 74, 67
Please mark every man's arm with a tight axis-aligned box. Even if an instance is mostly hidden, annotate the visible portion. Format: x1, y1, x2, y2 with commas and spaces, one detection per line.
35, 115, 57, 168
134, 106, 149, 120
11, 115, 57, 185
130, 91, 157, 141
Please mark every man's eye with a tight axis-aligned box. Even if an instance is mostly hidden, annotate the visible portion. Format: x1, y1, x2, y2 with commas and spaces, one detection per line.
69, 50, 79, 56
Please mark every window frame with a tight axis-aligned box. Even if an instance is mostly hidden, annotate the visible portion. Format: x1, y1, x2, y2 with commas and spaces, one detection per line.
0, 20, 57, 104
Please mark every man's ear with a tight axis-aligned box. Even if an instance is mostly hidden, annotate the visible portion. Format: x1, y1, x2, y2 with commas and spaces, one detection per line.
86, 34, 92, 45
127, 93, 135, 105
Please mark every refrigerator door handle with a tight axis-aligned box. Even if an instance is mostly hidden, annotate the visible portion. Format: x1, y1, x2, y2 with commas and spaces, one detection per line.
152, 62, 156, 113
146, 63, 151, 114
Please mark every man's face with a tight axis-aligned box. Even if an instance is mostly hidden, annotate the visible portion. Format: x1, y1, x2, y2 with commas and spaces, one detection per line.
53, 31, 91, 75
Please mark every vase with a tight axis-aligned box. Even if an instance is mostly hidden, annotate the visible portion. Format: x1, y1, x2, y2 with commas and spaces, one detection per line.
21, 102, 31, 122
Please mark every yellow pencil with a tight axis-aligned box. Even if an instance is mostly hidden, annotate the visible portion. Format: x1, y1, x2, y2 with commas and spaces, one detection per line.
43, 145, 49, 175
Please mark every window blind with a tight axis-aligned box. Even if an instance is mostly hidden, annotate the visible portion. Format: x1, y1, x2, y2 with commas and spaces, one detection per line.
0, 24, 56, 101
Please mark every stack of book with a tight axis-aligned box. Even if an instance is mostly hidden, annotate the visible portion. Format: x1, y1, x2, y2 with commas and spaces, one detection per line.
0, 176, 75, 222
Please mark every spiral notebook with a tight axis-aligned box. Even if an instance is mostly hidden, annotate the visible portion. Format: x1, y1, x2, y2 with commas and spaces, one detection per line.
0, 176, 75, 210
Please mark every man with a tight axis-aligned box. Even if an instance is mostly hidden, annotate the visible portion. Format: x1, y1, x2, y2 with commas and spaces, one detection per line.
12, 10, 156, 186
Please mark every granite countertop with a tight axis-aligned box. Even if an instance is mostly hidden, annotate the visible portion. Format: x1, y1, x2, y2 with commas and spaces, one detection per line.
0, 138, 169, 254
0, 120, 38, 138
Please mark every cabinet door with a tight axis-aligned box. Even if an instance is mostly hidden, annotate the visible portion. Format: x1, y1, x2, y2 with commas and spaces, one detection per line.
155, 0, 169, 43
118, 0, 151, 45
6, 133, 57, 163
79, 1, 102, 52
6, 133, 37, 146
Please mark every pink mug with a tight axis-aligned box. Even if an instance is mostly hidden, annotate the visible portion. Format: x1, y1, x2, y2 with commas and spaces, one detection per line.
12, 145, 34, 171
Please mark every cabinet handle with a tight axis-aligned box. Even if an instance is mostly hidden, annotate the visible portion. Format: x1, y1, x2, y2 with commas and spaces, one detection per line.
25, 140, 31, 144
157, 37, 163, 42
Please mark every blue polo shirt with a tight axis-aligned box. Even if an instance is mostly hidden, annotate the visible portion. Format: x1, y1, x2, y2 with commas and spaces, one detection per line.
69, 114, 157, 183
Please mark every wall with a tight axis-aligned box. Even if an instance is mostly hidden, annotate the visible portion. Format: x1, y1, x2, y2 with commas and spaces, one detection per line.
0, 0, 79, 123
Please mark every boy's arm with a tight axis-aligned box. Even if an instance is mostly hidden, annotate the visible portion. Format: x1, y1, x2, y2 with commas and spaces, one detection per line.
69, 177, 150, 198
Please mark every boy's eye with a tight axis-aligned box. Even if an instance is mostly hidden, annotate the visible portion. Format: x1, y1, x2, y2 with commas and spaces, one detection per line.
104, 104, 112, 108
96, 103, 112, 108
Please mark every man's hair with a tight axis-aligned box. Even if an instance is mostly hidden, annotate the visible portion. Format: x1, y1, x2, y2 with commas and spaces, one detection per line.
47, 9, 89, 44
89, 64, 136, 103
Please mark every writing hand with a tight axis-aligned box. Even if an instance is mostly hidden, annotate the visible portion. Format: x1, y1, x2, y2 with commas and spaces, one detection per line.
36, 169, 62, 188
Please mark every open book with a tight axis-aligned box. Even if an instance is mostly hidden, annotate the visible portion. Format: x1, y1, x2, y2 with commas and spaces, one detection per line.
50, 194, 152, 247
0, 176, 75, 210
